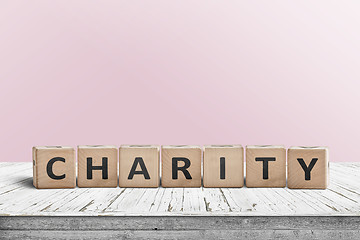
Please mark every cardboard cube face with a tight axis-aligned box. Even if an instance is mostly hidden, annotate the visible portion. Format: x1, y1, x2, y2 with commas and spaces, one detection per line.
203, 145, 244, 188
246, 145, 286, 188
119, 145, 160, 188
77, 145, 118, 188
161, 145, 201, 187
32, 146, 76, 189
287, 146, 329, 189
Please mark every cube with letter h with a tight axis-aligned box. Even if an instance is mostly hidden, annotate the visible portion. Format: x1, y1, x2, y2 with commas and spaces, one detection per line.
287, 146, 329, 189
119, 145, 160, 187
161, 145, 201, 187
246, 145, 286, 187
32, 146, 76, 189
77, 145, 118, 188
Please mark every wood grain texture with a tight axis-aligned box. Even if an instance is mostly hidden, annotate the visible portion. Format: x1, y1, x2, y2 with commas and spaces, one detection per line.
77, 145, 118, 188
32, 146, 75, 189
1, 216, 360, 239
288, 146, 329, 189
0, 162, 359, 216
246, 145, 286, 188
1, 229, 360, 240
203, 145, 244, 188
119, 145, 159, 188
161, 145, 201, 188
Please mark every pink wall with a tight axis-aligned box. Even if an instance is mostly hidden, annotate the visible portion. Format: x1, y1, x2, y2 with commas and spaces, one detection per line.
0, 1, 359, 162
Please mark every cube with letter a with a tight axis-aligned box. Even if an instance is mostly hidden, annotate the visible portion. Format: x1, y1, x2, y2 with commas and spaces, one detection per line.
288, 146, 329, 189
203, 145, 244, 188
119, 145, 160, 187
77, 145, 118, 188
32, 146, 76, 189
161, 145, 201, 187
246, 145, 286, 188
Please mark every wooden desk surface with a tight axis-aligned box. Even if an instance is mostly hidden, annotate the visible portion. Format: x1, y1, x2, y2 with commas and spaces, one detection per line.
0, 162, 359, 216
0, 162, 359, 239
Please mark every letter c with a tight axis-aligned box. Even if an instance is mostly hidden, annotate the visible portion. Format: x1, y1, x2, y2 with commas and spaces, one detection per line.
46, 157, 66, 180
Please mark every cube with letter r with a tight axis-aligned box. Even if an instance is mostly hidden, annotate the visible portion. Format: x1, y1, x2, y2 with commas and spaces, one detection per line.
161, 145, 201, 187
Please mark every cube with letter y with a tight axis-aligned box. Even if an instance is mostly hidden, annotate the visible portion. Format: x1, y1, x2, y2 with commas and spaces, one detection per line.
32, 146, 76, 189
203, 145, 244, 188
161, 145, 201, 187
77, 145, 118, 188
246, 145, 286, 187
119, 145, 160, 187
288, 146, 329, 189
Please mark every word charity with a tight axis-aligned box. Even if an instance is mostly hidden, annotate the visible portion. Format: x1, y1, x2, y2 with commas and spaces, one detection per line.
33, 145, 329, 189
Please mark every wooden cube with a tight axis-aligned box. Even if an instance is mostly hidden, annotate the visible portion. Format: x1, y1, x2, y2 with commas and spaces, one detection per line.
161, 145, 201, 187
119, 145, 160, 188
203, 145, 244, 188
246, 145, 286, 188
288, 146, 329, 189
32, 146, 75, 189
77, 145, 118, 188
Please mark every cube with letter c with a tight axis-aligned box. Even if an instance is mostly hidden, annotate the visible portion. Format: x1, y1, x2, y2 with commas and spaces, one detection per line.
32, 146, 75, 189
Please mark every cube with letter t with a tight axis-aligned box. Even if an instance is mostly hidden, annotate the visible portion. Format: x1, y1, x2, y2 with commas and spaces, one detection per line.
32, 146, 76, 189
246, 145, 286, 187
119, 145, 160, 187
287, 146, 329, 189
161, 145, 201, 187
77, 145, 118, 188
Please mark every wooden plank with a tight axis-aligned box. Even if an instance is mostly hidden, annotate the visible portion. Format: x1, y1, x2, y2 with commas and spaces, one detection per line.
0, 163, 360, 216
1, 229, 360, 240
1, 216, 360, 230
155, 188, 184, 213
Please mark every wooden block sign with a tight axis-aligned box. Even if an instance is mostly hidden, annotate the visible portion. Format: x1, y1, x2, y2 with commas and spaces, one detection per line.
32, 146, 75, 189
32, 144, 329, 189
203, 145, 244, 188
119, 145, 160, 188
77, 145, 118, 188
161, 145, 201, 187
287, 146, 329, 189
246, 145, 286, 188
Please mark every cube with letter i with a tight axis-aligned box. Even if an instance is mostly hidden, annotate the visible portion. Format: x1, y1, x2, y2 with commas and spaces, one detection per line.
203, 145, 244, 188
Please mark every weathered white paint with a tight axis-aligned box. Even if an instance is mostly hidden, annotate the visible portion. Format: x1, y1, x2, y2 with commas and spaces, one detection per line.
0, 162, 359, 216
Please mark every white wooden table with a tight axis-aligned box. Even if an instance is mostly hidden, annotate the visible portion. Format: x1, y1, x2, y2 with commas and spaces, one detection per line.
0, 162, 359, 239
